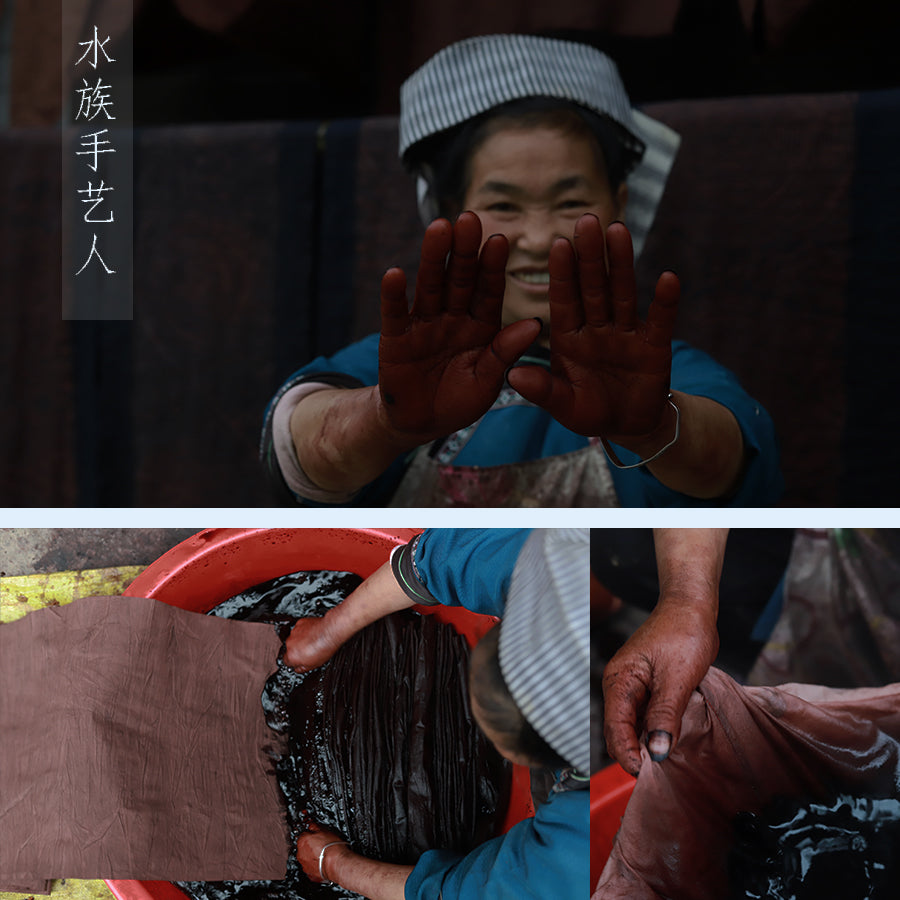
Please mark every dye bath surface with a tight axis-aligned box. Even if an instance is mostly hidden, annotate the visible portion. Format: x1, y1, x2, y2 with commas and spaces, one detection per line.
728, 793, 900, 899
178, 570, 508, 900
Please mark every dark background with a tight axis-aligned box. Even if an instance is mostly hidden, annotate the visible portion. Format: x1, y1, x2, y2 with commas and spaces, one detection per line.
126, 0, 900, 124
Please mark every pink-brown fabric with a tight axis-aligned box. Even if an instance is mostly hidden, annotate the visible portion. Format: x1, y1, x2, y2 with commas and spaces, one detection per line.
0, 595, 290, 889
595, 667, 900, 899
750, 529, 900, 687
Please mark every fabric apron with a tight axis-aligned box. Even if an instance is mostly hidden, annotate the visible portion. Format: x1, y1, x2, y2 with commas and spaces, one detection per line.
387, 385, 619, 507
388, 438, 618, 508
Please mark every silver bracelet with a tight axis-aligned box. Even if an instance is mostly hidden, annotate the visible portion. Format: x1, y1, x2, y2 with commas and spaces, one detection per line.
317, 840, 349, 885
600, 394, 680, 469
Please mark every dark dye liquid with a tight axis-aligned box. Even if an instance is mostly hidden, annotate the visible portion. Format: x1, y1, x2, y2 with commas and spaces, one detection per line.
729, 792, 900, 899
177, 570, 508, 900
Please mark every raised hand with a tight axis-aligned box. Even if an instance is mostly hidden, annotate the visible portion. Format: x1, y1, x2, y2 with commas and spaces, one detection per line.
507, 215, 679, 441
378, 211, 541, 441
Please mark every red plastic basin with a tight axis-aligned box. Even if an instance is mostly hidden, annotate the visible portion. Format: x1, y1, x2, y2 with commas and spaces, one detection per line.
590, 763, 636, 890
106, 528, 535, 900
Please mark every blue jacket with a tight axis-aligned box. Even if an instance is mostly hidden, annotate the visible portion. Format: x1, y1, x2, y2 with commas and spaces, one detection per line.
262, 334, 783, 507
405, 783, 588, 900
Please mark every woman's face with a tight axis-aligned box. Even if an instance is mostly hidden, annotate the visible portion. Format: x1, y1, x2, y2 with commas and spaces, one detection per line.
462, 125, 628, 333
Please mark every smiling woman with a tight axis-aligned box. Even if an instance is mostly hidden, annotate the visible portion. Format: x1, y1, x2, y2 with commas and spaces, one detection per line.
461, 121, 627, 331
261, 33, 784, 508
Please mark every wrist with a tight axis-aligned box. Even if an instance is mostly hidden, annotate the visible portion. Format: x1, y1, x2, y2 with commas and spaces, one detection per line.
319, 841, 352, 885
291, 385, 416, 494
602, 393, 680, 468
371, 386, 432, 452
656, 587, 718, 619
654, 581, 720, 645
313, 607, 350, 659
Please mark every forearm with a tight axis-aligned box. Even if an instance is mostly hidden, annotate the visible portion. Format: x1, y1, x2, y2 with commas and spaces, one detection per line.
652, 527, 728, 620
289, 385, 417, 494
619, 392, 746, 499
323, 844, 413, 900
283, 560, 416, 670
323, 561, 415, 642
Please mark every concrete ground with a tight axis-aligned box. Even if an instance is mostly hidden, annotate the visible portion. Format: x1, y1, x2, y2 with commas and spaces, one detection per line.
0, 528, 199, 577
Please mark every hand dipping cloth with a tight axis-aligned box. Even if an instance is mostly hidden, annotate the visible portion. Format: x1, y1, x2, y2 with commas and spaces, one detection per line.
0, 595, 290, 887
595, 667, 900, 899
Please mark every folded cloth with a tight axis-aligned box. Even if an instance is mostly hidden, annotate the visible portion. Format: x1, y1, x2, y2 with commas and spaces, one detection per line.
595, 667, 900, 899
0, 595, 290, 889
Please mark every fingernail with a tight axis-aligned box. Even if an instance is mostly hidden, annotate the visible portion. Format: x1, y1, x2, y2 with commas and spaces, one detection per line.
647, 730, 672, 762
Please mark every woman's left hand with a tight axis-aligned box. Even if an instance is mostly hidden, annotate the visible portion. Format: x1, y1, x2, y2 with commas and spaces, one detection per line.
602, 528, 726, 777
296, 823, 349, 884
507, 215, 678, 441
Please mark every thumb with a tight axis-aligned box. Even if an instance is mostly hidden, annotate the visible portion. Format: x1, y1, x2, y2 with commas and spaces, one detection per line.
642, 685, 689, 763
506, 361, 554, 406
475, 318, 542, 385
507, 363, 578, 426
488, 317, 542, 368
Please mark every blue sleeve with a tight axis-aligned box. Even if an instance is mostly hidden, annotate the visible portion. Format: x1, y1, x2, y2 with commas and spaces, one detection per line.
277, 332, 382, 388
608, 340, 784, 507
411, 529, 532, 617
404, 788, 589, 900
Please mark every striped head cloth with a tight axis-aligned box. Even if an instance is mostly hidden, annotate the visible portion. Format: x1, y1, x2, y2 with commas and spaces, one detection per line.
399, 34, 680, 258
499, 528, 591, 775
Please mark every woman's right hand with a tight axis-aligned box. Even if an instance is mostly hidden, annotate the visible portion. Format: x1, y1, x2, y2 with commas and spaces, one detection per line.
283, 559, 418, 673
378, 211, 541, 441
284, 616, 344, 673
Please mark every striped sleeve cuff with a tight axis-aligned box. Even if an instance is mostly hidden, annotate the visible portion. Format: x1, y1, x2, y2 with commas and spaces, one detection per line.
390, 535, 440, 606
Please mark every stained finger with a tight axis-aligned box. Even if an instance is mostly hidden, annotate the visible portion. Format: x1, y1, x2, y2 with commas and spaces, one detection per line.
475, 320, 542, 385
445, 211, 483, 315
605, 222, 638, 330
602, 667, 649, 778
642, 669, 692, 760
604, 720, 643, 776
470, 233, 509, 325
548, 236, 582, 335
573, 213, 610, 327
645, 270, 680, 348
412, 218, 453, 318
380, 267, 410, 338
507, 365, 571, 418
299, 815, 321, 835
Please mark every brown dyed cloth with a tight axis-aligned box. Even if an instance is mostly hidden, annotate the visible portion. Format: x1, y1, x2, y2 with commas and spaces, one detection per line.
290, 610, 506, 863
0, 595, 290, 890
595, 667, 900, 899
